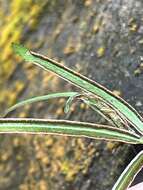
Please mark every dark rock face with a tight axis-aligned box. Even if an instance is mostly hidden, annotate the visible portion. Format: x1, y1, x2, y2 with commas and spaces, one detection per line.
0, 0, 143, 189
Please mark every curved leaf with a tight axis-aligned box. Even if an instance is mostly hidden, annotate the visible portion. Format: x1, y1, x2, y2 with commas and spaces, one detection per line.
5, 92, 79, 116
112, 150, 143, 190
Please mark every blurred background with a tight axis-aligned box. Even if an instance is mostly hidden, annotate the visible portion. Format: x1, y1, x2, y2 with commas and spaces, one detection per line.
0, 0, 143, 189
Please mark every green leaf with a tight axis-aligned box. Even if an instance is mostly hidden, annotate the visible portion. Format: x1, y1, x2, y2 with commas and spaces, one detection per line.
112, 150, 143, 190
5, 92, 79, 116
0, 118, 142, 144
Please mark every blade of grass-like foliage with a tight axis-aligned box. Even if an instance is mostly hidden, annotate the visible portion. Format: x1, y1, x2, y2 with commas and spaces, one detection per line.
5, 92, 79, 116
12, 43, 143, 135
0, 118, 142, 144
112, 150, 143, 190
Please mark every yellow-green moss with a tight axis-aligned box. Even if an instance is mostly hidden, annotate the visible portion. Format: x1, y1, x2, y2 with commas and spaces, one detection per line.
0, 0, 47, 84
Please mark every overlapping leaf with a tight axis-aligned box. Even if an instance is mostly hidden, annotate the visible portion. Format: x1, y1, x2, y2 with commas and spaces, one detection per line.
11, 43, 143, 135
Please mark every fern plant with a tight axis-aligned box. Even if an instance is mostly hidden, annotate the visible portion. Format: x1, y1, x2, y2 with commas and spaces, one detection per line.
1, 43, 143, 190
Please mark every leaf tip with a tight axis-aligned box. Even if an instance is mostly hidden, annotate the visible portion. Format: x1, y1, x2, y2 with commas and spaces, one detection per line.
11, 43, 29, 57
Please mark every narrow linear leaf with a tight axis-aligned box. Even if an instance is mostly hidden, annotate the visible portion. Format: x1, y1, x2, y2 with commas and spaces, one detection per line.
112, 150, 143, 190
0, 118, 142, 144
12, 43, 143, 135
5, 92, 79, 116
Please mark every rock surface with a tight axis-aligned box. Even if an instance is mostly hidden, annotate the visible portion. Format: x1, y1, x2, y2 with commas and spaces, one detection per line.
0, 0, 143, 189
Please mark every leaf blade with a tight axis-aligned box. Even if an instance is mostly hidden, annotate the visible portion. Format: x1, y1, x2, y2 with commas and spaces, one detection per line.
112, 150, 143, 190
0, 118, 142, 144
5, 92, 78, 116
